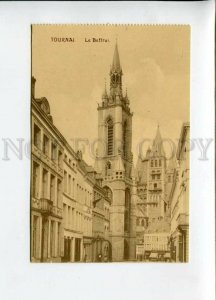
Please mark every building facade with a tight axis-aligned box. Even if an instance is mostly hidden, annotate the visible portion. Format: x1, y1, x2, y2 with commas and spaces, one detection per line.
31, 77, 64, 262
31, 77, 111, 262
31, 44, 189, 263
169, 123, 190, 262
94, 43, 136, 261
135, 126, 171, 259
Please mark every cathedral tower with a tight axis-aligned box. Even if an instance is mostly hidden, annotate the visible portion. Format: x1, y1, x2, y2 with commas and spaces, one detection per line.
136, 126, 168, 225
95, 43, 136, 261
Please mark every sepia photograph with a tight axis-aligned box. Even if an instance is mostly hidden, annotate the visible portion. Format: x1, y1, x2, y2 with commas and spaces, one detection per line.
31, 24, 190, 263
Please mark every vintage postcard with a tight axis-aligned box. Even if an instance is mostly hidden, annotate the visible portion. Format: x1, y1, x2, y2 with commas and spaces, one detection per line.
31, 24, 190, 263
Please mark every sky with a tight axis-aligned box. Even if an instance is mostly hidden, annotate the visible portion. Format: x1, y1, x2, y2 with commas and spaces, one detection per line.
32, 25, 190, 166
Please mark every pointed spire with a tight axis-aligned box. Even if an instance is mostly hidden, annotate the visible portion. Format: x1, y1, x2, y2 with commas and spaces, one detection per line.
152, 125, 165, 157
111, 42, 122, 73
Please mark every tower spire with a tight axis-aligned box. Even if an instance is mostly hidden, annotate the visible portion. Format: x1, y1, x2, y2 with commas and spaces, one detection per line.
110, 42, 123, 95
111, 41, 122, 73
152, 125, 165, 157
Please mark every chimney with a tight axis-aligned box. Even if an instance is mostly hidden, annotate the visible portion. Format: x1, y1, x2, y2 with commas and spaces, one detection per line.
31, 76, 36, 99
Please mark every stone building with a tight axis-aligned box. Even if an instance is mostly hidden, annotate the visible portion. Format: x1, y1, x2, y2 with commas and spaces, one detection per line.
31, 77, 111, 262
169, 122, 190, 262
136, 126, 171, 259
136, 126, 169, 223
62, 148, 94, 263
94, 43, 137, 261
31, 77, 64, 262
143, 218, 170, 261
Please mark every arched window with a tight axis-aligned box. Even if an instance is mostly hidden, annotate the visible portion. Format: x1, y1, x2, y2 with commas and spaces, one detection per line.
123, 121, 127, 158
107, 118, 114, 156
124, 188, 130, 233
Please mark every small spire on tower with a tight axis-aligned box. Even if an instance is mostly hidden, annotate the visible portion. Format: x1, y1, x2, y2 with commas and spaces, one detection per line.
111, 41, 122, 73
152, 125, 165, 157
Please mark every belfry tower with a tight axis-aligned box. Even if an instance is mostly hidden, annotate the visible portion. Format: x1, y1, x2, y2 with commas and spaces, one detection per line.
95, 43, 136, 261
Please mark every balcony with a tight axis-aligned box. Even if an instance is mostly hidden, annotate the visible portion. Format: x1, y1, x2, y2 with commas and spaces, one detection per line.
31, 197, 62, 218
52, 205, 63, 218
40, 198, 53, 215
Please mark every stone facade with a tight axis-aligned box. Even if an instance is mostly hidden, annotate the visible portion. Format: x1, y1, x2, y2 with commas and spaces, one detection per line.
169, 123, 190, 262
135, 126, 172, 258
31, 81, 64, 262
94, 43, 136, 261
31, 44, 190, 263
31, 77, 110, 262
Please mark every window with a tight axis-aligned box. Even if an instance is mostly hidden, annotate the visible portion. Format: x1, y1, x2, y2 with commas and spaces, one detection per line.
32, 215, 38, 258
63, 204, 67, 228
159, 159, 161, 167
107, 118, 114, 155
123, 121, 127, 158
50, 174, 55, 202
152, 175, 155, 180
157, 174, 160, 180
68, 206, 71, 228
51, 143, 57, 161
155, 160, 157, 167
57, 179, 62, 207
64, 171, 67, 193
43, 134, 49, 156
57, 223, 61, 256
151, 160, 153, 167
58, 150, 63, 167
141, 219, 144, 227
33, 124, 41, 149
50, 221, 55, 257
72, 178, 75, 198
68, 174, 71, 195
42, 169, 48, 198
32, 161, 40, 198
136, 218, 139, 226
154, 183, 157, 189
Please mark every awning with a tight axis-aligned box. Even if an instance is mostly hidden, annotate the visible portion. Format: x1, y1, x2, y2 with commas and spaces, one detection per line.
149, 253, 158, 259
